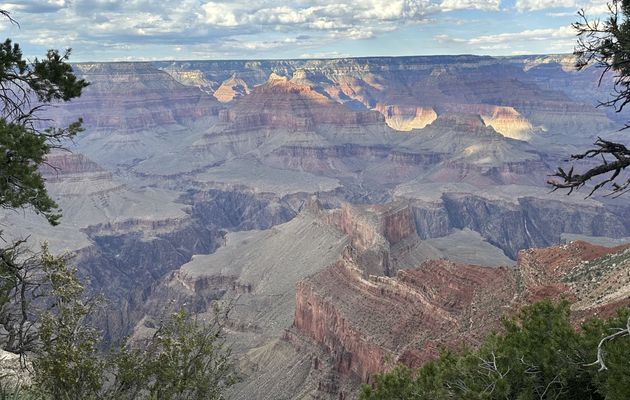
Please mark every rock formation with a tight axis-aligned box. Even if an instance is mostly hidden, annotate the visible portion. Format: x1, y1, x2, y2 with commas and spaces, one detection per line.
217, 72, 384, 131
292, 241, 630, 387
2, 55, 629, 399
64, 63, 221, 131
213, 75, 250, 102
374, 104, 437, 131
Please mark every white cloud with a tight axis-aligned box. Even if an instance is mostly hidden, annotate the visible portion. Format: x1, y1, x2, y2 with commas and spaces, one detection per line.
515, 0, 576, 11
0, 0, 68, 13
440, 0, 500, 12
436, 25, 576, 53
300, 51, 351, 58
201, 2, 239, 26
516, 0, 611, 14
464, 25, 574, 45
198, 0, 436, 31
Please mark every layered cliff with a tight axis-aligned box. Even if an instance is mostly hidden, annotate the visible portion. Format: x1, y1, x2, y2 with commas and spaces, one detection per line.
156, 55, 619, 143
48, 63, 224, 169
65, 63, 221, 131
128, 209, 351, 399
292, 241, 630, 385
217, 73, 384, 132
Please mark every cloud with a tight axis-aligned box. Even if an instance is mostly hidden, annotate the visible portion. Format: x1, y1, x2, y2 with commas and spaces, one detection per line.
436, 25, 576, 53
198, 1, 437, 31
438, 25, 574, 44
300, 51, 351, 58
515, 0, 611, 14
1, 0, 68, 13
440, 0, 500, 12
0, 0, 452, 60
201, 3, 240, 27
0, 0, 598, 60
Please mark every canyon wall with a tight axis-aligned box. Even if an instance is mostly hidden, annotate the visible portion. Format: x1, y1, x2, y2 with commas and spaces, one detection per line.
292, 241, 630, 387
4, 55, 628, 400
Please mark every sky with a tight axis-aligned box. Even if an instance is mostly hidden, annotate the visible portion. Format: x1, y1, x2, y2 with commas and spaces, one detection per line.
0, 0, 612, 62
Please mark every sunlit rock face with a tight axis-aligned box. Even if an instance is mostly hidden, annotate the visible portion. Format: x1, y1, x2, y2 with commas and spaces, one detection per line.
375, 104, 438, 131
480, 106, 534, 140
213, 75, 250, 103
434, 104, 534, 140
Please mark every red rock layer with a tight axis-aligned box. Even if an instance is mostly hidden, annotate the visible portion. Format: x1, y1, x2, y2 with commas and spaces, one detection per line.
292, 241, 630, 383
294, 259, 517, 382
333, 203, 417, 253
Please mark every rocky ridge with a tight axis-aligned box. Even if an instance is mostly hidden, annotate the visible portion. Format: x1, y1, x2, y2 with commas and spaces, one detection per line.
291, 240, 630, 391
129, 197, 630, 399
156, 55, 618, 140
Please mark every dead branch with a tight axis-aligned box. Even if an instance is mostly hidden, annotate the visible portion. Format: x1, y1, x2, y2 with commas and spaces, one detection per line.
586, 313, 630, 371
548, 137, 630, 197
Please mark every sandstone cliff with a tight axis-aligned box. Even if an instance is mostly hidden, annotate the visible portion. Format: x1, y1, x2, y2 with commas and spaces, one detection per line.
291, 241, 630, 388
67, 63, 221, 131
213, 75, 250, 102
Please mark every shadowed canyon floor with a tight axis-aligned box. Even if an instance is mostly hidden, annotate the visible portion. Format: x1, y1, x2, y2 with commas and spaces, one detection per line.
3, 55, 630, 399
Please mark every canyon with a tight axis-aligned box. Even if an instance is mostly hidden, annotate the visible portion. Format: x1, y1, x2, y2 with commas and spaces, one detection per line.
3, 55, 630, 399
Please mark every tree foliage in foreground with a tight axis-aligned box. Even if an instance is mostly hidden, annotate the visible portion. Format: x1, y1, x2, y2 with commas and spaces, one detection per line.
0, 34, 88, 225
0, 243, 236, 400
361, 300, 630, 400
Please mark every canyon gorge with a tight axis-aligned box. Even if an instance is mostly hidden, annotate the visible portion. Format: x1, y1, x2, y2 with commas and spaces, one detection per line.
3, 55, 630, 399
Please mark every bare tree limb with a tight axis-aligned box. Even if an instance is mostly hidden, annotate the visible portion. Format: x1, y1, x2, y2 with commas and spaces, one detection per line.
585, 313, 630, 371
550, 0, 630, 196
548, 137, 630, 196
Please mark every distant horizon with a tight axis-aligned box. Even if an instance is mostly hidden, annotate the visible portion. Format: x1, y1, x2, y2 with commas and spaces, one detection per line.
0, 1, 608, 62
70, 52, 573, 65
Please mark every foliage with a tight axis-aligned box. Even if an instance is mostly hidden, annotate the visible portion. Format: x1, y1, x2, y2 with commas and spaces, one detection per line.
107, 309, 237, 400
0, 117, 83, 225
361, 300, 630, 400
3, 247, 236, 400
0, 11, 88, 348
548, 0, 630, 197
0, 239, 42, 356
0, 32, 88, 224
29, 246, 103, 400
